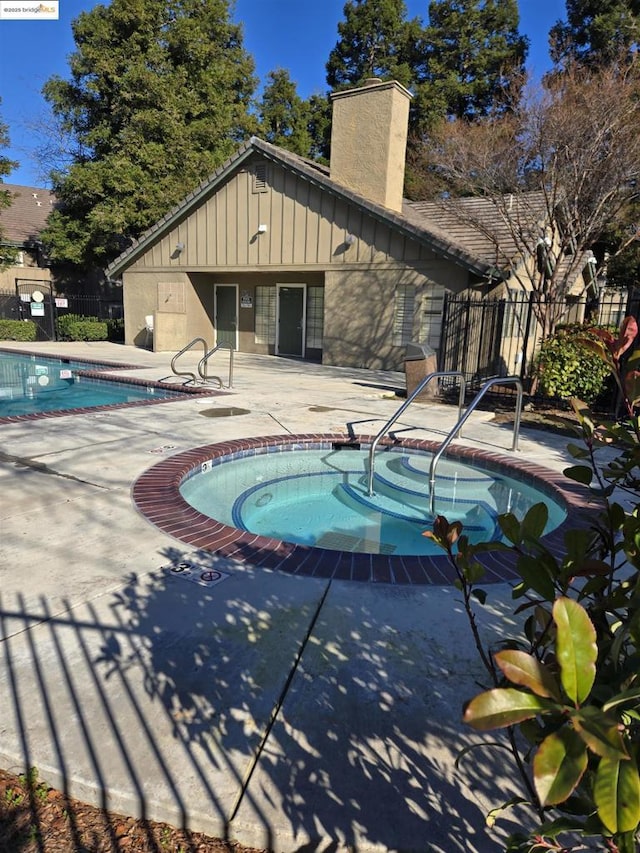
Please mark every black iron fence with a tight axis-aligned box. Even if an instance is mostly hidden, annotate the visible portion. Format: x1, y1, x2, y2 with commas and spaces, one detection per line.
0, 287, 124, 342
432, 288, 640, 411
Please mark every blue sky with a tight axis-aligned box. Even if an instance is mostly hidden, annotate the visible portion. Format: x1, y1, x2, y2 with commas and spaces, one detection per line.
0, 0, 566, 187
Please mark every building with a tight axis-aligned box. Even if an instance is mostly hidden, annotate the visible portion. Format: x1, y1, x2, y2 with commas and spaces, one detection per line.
0, 184, 54, 294
106, 79, 593, 371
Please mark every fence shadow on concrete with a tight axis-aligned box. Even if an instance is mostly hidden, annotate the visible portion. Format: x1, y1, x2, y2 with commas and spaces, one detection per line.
0, 545, 536, 852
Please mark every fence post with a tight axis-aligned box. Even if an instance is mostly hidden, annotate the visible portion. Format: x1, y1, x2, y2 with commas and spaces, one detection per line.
519, 292, 536, 381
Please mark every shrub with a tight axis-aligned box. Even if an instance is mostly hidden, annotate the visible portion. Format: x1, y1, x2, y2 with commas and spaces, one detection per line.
56, 314, 108, 342
106, 318, 124, 342
427, 317, 640, 852
535, 323, 612, 404
0, 319, 37, 341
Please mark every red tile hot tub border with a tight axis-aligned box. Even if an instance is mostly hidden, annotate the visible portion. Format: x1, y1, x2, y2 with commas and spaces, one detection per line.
132, 434, 596, 585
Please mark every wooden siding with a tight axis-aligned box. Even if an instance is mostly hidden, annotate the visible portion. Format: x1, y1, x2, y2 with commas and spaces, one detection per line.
131, 158, 437, 271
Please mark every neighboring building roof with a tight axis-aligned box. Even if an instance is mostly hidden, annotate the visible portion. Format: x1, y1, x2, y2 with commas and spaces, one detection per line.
0, 183, 55, 245
105, 137, 504, 281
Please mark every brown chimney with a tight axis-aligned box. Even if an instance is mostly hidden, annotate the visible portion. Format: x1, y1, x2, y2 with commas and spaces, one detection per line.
329, 78, 412, 213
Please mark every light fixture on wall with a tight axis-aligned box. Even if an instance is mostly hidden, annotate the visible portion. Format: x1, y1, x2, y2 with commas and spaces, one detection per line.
257, 223, 268, 234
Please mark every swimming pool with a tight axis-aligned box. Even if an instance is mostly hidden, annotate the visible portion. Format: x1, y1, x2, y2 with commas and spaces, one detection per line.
133, 434, 592, 584
0, 349, 217, 421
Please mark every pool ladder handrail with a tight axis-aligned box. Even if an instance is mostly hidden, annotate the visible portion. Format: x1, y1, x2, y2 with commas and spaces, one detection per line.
198, 342, 234, 389
427, 376, 523, 515
170, 337, 208, 385
367, 371, 467, 496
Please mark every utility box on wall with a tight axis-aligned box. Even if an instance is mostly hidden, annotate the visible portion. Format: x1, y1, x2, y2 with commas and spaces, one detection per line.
404, 342, 438, 402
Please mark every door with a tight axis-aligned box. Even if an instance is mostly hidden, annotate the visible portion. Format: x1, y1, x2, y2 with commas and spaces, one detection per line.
277, 284, 305, 357
214, 285, 238, 349
15, 279, 55, 341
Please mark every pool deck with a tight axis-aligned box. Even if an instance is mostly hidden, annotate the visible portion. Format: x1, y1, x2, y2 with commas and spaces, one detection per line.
0, 342, 599, 852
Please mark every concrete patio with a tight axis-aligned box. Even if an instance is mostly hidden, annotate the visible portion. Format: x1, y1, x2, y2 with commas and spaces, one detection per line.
0, 341, 586, 852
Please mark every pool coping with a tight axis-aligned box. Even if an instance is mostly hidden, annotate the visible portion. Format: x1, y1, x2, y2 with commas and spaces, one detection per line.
132, 433, 597, 585
0, 347, 225, 424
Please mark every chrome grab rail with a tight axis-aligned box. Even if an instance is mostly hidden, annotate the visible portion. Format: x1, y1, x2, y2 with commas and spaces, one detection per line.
367, 371, 466, 496
170, 337, 208, 384
428, 376, 523, 515
198, 343, 235, 388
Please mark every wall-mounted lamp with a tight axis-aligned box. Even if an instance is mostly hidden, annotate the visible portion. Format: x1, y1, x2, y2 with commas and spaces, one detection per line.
257, 224, 268, 234
345, 233, 356, 246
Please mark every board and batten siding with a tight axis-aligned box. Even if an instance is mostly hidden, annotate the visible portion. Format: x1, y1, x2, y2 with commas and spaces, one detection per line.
129, 159, 436, 272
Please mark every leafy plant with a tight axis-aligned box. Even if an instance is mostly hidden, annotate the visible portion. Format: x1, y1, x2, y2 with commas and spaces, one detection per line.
426, 316, 640, 851
535, 323, 613, 404
56, 313, 108, 341
4, 786, 24, 806
0, 319, 37, 341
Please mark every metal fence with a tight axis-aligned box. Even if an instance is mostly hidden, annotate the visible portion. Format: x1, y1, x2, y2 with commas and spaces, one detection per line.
435, 288, 640, 408
0, 287, 124, 342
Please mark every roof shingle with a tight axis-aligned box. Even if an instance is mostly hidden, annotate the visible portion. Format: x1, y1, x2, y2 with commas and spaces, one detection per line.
0, 183, 55, 245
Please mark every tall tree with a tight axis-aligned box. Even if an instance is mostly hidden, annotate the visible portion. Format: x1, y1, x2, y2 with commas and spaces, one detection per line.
0, 100, 19, 270
257, 69, 314, 157
320, 0, 528, 192
411, 60, 640, 339
326, 0, 422, 91
417, 0, 528, 125
549, 0, 640, 68
41, 0, 257, 269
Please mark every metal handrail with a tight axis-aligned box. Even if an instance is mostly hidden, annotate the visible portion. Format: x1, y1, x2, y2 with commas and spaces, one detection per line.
170, 337, 208, 384
367, 371, 466, 496
428, 376, 523, 514
198, 343, 235, 388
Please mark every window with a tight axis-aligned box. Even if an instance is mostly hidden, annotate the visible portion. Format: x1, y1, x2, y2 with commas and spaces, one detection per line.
392, 284, 416, 346
503, 289, 529, 337
419, 285, 445, 352
306, 286, 324, 349
255, 285, 276, 344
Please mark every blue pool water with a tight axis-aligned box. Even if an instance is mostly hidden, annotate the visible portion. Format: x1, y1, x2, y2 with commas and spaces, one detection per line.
180, 446, 567, 556
0, 351, 183, 417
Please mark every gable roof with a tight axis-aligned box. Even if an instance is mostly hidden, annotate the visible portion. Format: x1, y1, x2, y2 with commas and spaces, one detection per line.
105, 137, 504, 280
0, 183, 55, 245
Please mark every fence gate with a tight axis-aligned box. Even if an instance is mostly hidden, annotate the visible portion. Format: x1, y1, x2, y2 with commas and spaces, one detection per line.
15, 279, 55, 341
439, 293, 505, 385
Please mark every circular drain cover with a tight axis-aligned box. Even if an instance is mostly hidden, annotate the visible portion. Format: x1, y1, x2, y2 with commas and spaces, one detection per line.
199, 407, 250, 418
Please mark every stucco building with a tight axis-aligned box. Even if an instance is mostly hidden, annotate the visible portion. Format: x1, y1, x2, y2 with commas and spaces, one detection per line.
106, 78, 591, 371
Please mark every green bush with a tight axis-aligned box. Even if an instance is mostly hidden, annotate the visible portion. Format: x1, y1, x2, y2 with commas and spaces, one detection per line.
56, 314, 108, 342
0, 319, 37, 341
535, 323, 612, 404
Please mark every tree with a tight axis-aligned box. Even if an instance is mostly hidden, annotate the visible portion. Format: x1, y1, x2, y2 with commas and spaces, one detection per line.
549, 0, 640, 69
326, 0, 421, 91
0, 100, 19, 270
256, 69, 314, 157
41, 0, 257, 269
411, 59, 640, 340
417, 0, 528, 125
319, 0, 528, 196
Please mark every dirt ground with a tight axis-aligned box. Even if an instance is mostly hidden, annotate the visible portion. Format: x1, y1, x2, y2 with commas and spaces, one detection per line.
0, 766, 268, 853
